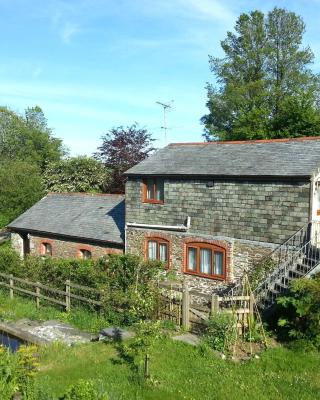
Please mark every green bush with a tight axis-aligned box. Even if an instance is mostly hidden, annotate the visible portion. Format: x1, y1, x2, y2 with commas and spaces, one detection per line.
0, 345, 38, 400
60, 379, 108, 400
203, 312, 237, 353
0, 242, 24, 276
277, 275, 320, 349
0, 245, 163, 327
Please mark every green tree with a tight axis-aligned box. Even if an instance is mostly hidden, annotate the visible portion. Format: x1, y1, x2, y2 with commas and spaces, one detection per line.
94, 123, 155, 193
202, 7, 320, 141
0, 161, 43, 227
43, 156, 110, 193
0, 106, 66, 169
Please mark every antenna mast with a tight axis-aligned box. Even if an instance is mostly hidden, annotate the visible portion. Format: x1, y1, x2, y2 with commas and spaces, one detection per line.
156, 100, 173, 145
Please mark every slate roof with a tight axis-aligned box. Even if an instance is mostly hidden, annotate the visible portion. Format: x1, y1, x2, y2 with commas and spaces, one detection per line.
125, 137, 320, 178
8, 193, 125, 245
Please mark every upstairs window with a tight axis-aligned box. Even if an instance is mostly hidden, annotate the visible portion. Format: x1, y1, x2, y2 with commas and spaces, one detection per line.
41, 242, 52, 257
146, 238, 169, 267
185, 243, 225, 280
143, 178, 164, 203
80, 249, 92, 260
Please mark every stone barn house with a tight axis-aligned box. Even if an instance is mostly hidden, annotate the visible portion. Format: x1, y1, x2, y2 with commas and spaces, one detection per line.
8, 193, 125, 259
124, 137, 320, 295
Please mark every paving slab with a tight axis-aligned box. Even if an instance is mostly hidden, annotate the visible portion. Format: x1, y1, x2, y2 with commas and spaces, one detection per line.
172, 333, 201, 346
0, 319, 93, 346
99, 326, 135, 342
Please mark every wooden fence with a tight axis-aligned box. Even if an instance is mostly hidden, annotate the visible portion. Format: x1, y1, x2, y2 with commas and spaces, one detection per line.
0, 272, 254, 334
0, 272, 102, 312
158, 281, 254, 333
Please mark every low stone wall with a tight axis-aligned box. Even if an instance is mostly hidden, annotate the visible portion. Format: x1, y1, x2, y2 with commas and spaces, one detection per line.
126, 227, 277, 295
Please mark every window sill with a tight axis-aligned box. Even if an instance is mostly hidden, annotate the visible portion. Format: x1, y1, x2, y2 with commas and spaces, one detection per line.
184, 270, 225, 281
143, 199, 164, 205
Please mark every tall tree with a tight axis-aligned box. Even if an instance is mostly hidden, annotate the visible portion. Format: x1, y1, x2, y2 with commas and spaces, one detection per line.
0, 106, 66, 169
202, 7, 320, 141
95, 123, 155, 193
43, 156, 110, 193
0, 161, 43, 227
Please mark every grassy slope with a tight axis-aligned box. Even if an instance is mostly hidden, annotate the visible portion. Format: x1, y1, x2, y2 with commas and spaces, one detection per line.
1, 288, 320, 399
36, 340, 320, 400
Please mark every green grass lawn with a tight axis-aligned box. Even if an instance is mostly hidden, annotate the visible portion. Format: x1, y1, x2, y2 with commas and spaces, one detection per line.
36, 340, 320, 400
1, 289, 320, 400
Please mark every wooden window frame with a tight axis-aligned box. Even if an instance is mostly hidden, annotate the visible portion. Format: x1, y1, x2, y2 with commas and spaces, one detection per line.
142, 178, 164, 204
79, 249, 92, 260
145, 237, 169, 268
185, 243, 226, 280
41, 242, 52, 257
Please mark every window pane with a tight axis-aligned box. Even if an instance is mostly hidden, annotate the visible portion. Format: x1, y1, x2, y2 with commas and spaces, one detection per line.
214, 252, 223, 275
159, 243, 168, 262
81, 250, 92, 260
146, 179, 154, 199
148, 241, 157, 260
200, 248, 212, 274
155, 179, 164, 201
44, 243, 52, 256
188, 247, 197, 270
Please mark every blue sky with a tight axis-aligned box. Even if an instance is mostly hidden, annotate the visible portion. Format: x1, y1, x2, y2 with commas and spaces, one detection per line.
1, 0, 320, 155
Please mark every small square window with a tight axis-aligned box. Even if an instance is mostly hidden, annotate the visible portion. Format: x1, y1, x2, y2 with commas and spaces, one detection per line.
42, 243, 52, 256
80, 249, 92, 260
143, 179, 164, 203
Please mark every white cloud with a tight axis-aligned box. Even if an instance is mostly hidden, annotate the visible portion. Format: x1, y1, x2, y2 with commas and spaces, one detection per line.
60, 22, 80, 43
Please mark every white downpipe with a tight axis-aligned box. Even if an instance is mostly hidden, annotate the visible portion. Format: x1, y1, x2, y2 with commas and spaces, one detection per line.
126, 217, 191, 232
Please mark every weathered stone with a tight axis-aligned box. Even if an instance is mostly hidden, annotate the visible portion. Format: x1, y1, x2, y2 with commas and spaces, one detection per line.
172, 333, 200, 346
98, 327, 135, 342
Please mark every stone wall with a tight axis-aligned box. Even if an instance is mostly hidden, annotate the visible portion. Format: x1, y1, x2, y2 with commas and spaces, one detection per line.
126, 178, 310, 244
126, 227, 276, 295
11, 232, 123, 259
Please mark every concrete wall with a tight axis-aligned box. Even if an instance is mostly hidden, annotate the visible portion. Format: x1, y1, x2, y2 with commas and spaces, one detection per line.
126, 178, 310, 244
11, 232, 123, 259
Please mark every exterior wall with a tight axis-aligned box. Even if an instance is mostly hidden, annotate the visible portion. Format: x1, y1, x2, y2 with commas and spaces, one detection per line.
11, 233, 24, 258
126, 178, 310, 244
11, 232, 123, 259
126, 227, 275, 295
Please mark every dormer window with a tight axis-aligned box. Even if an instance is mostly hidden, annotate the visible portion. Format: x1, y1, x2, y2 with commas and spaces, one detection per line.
143, 178, 164, 204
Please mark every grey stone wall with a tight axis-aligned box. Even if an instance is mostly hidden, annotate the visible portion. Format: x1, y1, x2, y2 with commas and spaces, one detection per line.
126, 178, 310, 244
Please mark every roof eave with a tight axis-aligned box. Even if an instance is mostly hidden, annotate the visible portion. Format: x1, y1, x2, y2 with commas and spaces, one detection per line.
7, 227, 124, 247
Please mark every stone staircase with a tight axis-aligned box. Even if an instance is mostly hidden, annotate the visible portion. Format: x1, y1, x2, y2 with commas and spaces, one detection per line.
229, 221, 320, 309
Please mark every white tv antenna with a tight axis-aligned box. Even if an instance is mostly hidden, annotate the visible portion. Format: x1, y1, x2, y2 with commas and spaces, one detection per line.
156, 100, 174, 145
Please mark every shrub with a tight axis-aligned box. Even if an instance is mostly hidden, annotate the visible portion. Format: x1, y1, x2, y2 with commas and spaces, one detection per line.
0, 345, 39, 400
248, 256, 277, 290
0, 243, 23, 276
276, 276, 320, 349
60, 379, 108, 400
203, 312, 237, 353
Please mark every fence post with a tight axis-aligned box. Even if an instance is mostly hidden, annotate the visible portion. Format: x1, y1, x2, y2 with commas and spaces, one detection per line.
65, 280, 71, 312
36, 282, 40, 309
9, 274, 14, 299
249, 293, 254, 318
182, 282, 190, 330
211, 294, 219, 315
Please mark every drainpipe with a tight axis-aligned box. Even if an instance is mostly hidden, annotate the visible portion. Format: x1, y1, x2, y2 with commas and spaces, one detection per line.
126, 216, 191, 232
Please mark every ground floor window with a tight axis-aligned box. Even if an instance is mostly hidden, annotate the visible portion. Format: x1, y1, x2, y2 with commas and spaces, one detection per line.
79, 249, 92, 260
146, 238, 169, 267
41, 242, 52, 257
185, 243, 225, 279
